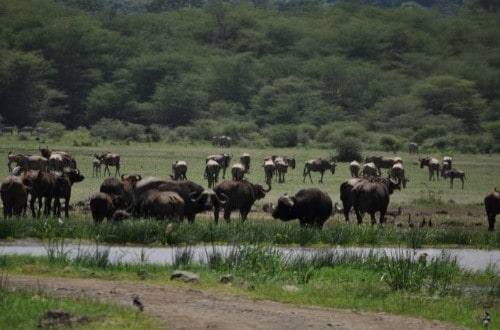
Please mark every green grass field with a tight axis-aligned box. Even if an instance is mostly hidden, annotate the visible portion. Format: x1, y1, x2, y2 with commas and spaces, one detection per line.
1, 131, 497, 219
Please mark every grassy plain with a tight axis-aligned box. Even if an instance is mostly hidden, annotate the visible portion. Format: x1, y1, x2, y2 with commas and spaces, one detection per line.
0, 131, 499, 329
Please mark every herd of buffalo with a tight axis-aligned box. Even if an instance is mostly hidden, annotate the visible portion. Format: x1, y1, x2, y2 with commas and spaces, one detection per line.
1, 147, 499, 231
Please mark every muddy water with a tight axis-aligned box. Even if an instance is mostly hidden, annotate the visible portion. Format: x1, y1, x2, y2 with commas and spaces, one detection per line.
0, 240, 498, 274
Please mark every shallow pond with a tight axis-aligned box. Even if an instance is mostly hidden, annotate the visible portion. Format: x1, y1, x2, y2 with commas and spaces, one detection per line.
1, 240, 498, 274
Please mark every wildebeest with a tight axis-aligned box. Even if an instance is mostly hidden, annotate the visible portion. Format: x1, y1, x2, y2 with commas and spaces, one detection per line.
349, 161, 360, 178
442, 156, 452, 171
140, 190, 185, 221
360, 162, 378, 177
7, 152, 25, 173
408, 142, 419, 154
100, 174, 142, 210
52, 168, 85, 218
1, 126, 15, 135
1, 176, 29, 219
441, 168, 466, 189
48, 151, 77, 171
263, 159, 276, 186
92, 157, 102, 177
206, 153, 232, 179
18, 126, 34, 134
240, 153, 251, 173
274, 156, 295, 183
95, 152, 121, 176
171, 160, 188, 181
132, 177, 225, 223
303, 158, 337, 183
351, 178, 401, 225
211, 135, 232, 148
390, 163, 408, 188
205, 159, 221, 188
420, 157, 440, 181
365, 156, 401, 175
272, 188, 332, 228
484, 188, 500, 231
18, 155, 49, 173
212, 180, 271, 224
90, 192, 118, 223
22, 170, 56, 218
231, 163, 246, 181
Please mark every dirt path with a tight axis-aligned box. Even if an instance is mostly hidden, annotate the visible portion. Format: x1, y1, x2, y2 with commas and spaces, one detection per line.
5, 274, 461, 330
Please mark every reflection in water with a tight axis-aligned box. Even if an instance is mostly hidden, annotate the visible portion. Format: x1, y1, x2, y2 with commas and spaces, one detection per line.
0, 240, 498, 274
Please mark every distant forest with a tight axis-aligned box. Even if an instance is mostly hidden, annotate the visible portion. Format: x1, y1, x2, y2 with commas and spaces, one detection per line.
1, 0, 499, 152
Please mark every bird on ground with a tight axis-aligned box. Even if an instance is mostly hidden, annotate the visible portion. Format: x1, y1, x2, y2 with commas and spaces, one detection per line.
132, 296, 144, 312
483, 311, 490, 329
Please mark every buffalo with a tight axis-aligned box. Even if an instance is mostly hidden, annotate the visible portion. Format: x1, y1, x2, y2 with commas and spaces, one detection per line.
420, 157, 440, 181
100, 174, 141, 210
303, 158, 337, 183
52, 168, 85, 218
140, 190, 185, 221
272, 188, 332, 228
484, 188, 500, 231
1, 176, 29, 219
351, 178, 401, 225
90, 192, 118, 223
339, 178, 363, 222
212, 180, 271, 224
22, 170, 56, 218
132, 177, 225, 223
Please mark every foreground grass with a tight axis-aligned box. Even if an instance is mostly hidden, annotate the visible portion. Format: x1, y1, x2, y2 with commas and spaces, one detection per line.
0, 272, 159, 329
1, 247, 498, 329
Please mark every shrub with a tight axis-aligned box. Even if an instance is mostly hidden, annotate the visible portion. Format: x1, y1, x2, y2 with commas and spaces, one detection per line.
267, 125, 298, 148
37, 121, 66, 139
333, 136, 363, 161
90, 118, 145, 141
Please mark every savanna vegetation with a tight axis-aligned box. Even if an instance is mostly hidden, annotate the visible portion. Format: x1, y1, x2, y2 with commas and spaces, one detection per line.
1, 0, 499, 153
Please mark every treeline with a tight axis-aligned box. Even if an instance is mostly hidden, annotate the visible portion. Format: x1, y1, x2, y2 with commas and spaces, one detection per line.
0, 0, 499, 152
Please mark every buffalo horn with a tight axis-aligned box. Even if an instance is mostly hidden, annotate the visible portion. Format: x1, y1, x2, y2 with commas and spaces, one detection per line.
262, 182, 271, 193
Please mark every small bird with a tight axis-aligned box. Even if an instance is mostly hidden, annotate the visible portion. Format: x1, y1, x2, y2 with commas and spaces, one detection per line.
483, 311, 490, 329
132, 296, 144, 312
420, 217, 426, 228
428, 218, 433, 227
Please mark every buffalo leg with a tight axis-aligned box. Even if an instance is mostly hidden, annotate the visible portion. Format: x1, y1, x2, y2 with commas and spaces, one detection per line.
223, 208, 232, 223
213, 206, 220, 224
487, 215, 495, 231
354, 208, 363, 224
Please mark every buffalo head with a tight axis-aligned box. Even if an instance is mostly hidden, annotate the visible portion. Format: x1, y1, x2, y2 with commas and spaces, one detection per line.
190, 189, 227, 211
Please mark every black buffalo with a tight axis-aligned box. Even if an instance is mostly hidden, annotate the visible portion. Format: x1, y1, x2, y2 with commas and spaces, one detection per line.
140, 190, 185, 221
272, 188, 332, 228
90, 192, 118, 223
1, 176, 29, 219
22, 170, 56, 218
484, 188, 500, 231
132, 177, 225, 223
52, 168, 85, 218
213, 180, 271, 224
339, 178, 364, 222
100, 174, 142, 210
351, 178, 401, 224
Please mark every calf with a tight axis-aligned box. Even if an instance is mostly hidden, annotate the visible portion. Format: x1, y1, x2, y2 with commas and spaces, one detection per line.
441, 169, 466, 189
90, 192, 118, 223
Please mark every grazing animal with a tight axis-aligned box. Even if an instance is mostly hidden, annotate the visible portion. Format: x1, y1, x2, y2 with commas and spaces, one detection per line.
205, 159, 222, 188
263, 159, 276, 186
274, 156, 295, 183
22, 170, 56, 218
390, 163, 408, 188
18, 155, 49, 173
140, 190, 185, 221
92, 157, 102, 177
272, 188, 333, 228
360, 162, 378, 177
100, 174, 141, 210
211, 135, 232, 148
95, 152, 121, 176
240, 153, 251, 173
365, 156, 401, 175
1, 176, 29, 219
206, 153, 232, 179
408, 142, 419, 154
420, 157, 440, 181
484, 188, 500, 231
90, 192, 118, 223
213, 180, 271, 224
303, 158, 337, 183
112, 210, 131, 222
441, 168, 466, 189
349, 161, 360, 178
171, 160, 188, 181
52, 168, 85, 218
442, 156, 452, 171
133, 296, 144, 312
18, 126, 34, 134
1, 126, 15, 134
7, 152, 26, 173
350, 177, 401, 225
339, 178, 363, 222
132, 178, 225, 223
231, 163, 246, 181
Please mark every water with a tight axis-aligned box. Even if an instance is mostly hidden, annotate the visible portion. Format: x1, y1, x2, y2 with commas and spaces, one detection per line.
0, 240, 498, 274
